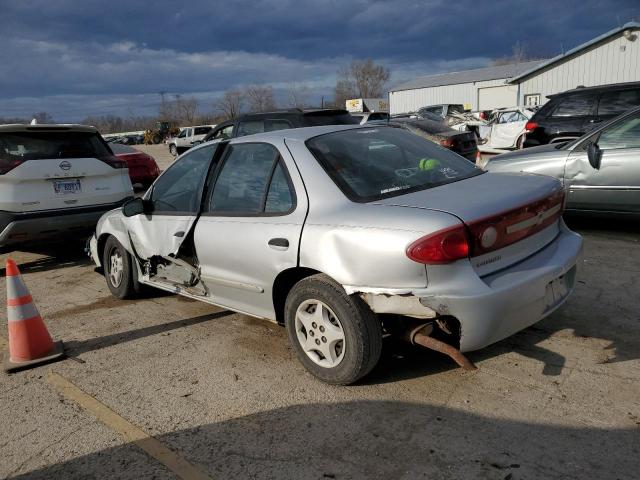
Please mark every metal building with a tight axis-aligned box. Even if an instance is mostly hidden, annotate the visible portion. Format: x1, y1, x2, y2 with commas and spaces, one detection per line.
389, 22, 640, 115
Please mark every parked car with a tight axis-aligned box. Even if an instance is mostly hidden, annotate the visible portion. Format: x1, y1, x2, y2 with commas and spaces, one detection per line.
478, 107, 537, 151
484, 106, 640, 217
350, 111, 390, 124
198, 109, 359, 144
0, 124, 133, 251
110, 143, 160, 189
418, 104, 466, 119
168, 125, 216, 156
90, 124, 582, 384
390, 118, 478, 161
524, 81, 640, 147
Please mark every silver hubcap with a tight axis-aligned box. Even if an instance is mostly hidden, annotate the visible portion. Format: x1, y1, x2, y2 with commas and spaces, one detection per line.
295, 299, 345, 368
108, 248, 124, 288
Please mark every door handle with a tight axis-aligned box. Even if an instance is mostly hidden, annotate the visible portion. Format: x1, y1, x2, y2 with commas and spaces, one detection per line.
174, 231, 185, 237
268, 238, 289, 249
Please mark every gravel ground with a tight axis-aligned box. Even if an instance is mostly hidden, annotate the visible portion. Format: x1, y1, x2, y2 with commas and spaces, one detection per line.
0, 217, 639, 479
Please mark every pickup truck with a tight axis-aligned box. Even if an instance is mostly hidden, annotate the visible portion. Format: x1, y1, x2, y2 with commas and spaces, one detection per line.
168, 125, 216, 156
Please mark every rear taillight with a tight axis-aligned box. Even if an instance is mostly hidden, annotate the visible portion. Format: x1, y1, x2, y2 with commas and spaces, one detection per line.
479, 112, 486, 120
525, 121, 538, 132
0, 158, 25, 175
406, 225, 470, 264
439, 138, 454, 148
98, 155, 126, 169
467, 189, 565, 256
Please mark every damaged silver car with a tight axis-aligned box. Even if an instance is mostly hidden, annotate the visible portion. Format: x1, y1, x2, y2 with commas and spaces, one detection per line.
90, 125, 583, 384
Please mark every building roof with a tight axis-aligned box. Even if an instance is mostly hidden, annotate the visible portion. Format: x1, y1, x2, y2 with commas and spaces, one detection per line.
390, 60, 544, 92
509, 22, 640, 83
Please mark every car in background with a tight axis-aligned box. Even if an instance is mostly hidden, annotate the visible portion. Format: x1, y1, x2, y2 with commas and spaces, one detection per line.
168, 125, 216, 156
478, 107, 537, 151
390, 118, 478, 161
484, 106, 640, 217
90, 124, 581, 385
110, 143, 160, 189
418, 104, 466, 119
350, 111, 390, 124
0, 124, 133, 251
198, 109, 359, 144
523, 81, 640, 147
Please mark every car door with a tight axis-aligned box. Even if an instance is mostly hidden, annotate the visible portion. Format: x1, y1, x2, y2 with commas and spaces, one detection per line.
124, 144, 216, 259
564, 110, 640, 213
490, 111, 527, 149
545, 93, 598, 142
194, 140, 308, 320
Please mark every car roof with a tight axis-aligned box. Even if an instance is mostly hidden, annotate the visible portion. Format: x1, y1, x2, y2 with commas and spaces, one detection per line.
0, 123, 99, 133
549, 81, 640, 98
224, 124, 366, 144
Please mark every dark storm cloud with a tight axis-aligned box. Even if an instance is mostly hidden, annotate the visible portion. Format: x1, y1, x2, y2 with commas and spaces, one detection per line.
0, 0, 638, 119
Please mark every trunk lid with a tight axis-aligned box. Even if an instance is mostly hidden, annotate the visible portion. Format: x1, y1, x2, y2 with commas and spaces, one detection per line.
374, 172, 565, 275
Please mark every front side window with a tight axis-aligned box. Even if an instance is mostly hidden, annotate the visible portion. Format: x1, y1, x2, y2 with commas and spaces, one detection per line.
177, 129, 187, 138
208, 143, 295, 215
550, 95, 596, 117
598, 112, 640, 150
194, 126, 212, 136
306, 126, 481, 202
597, 89, 640, 116
150, 144, 215, 214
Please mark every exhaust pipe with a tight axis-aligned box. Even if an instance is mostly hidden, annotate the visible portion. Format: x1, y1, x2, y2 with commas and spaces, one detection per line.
395, 321, 477, 371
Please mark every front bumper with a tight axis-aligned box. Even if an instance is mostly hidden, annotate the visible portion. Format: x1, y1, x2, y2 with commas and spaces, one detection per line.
354, 221, 583, 352
0, 200, 130, 250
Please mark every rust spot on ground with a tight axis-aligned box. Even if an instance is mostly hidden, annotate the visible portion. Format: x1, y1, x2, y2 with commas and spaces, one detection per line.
49, 296, 141, 320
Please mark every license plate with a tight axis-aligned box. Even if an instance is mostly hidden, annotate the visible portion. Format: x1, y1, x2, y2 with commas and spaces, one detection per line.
53, 179, 82, 195
545, 275, 569, 308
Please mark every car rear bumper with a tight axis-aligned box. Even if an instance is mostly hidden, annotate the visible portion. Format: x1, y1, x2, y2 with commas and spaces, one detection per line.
0, 199, 131, 250
352, 220, 583, 352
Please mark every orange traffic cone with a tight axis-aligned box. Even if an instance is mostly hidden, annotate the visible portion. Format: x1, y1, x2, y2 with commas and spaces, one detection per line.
4, 258, 64, 372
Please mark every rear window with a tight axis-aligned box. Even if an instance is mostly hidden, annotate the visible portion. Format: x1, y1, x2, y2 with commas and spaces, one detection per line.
550, 95, 596, 117
0, 131, 111, 161
109, 143, 137, 154
306, 126, 482, 202
302, 113, 360, 126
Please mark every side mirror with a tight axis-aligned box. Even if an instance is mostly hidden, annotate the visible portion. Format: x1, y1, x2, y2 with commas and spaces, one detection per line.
122, 197, 151, 217
587, 142, 602, 170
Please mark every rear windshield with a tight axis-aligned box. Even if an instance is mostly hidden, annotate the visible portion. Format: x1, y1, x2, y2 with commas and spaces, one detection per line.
0, 131, 111, 161
302, 113, 360, 126
306, 126, 482, 202
109, 143, 137, 154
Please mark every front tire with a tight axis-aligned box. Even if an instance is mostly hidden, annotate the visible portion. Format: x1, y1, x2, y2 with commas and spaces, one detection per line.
285, 274, 382, 385
103, 236, 140, 299
169, 144, 177, 156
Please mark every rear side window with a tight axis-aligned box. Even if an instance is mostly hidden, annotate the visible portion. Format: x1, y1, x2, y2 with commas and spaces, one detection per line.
0, 131, 111, 161
597, 89, 640, 116
237, 121, 265, 136
265, 119, 293, 132
550, 95, 596, 117
208, 143, 295, 215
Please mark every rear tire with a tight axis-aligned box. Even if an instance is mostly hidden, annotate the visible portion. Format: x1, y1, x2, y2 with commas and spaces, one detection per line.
284, 274, 382, 385
152, 134, 161, 144
103, 236, 140, 299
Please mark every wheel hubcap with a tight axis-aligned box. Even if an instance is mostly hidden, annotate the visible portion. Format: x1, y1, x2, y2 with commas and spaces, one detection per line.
295, 299, 345, 368
108, 248, 124, 288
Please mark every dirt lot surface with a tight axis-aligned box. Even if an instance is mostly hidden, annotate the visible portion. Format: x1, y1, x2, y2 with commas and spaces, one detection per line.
134, 144, 175, 171
1, 218, 639, 479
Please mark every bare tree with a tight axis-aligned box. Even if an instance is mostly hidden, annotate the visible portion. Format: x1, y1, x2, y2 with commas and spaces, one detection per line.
334, 59, 390, 108
491, 41, 547, 66
214, 89, 244, 119
245, 85, 276, 113
287, 82, 310, 109
32, 112, 54, 124
174, 95, 198, 123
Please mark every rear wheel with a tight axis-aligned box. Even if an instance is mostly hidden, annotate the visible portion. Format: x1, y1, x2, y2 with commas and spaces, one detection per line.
285, 274, 382, 385
103, 236, 140, 299
152, 134, 161, 144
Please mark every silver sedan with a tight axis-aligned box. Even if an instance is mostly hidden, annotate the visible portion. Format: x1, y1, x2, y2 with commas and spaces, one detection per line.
90, 125, 583, 384
483, 106, 640, 217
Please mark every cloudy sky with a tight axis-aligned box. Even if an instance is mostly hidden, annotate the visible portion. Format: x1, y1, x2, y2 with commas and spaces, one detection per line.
1, 0, 638, 121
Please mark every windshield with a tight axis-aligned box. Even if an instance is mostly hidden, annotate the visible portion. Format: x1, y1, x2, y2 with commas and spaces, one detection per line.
306, 126, 482, 202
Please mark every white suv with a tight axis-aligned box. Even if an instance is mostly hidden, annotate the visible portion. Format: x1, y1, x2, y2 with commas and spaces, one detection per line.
0, 124, 133, 251
168, 125, 215, 156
